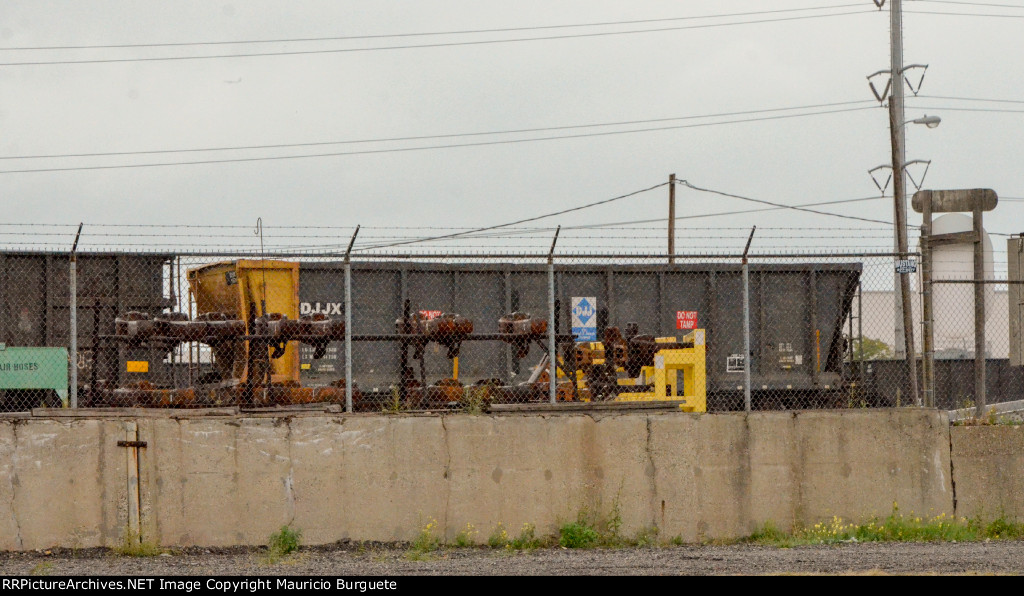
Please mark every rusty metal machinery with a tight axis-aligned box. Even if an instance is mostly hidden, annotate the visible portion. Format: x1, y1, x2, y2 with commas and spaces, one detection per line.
568, 323, 707, 411
101, 309, 350, 407
94, 259, 583, 410
498, 312, 548, 360
391, 304, 565, 410
100, 292, 702, 411
100, 306, 569, 410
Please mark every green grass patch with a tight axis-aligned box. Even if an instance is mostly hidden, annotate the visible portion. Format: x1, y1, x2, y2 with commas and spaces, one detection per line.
29, 562, 54, 576
405, 518, 441, 560
113, 528, 166, 557
487, 522, 511, 548
509, 523, 543, 550
452, 523, 478, 548
747, 507, 1024, 547
265, 525, 302, 562
558, 519, 601, 549
113, 532, 165, 557
633, 526, 660, 548
483, 522, 548, 550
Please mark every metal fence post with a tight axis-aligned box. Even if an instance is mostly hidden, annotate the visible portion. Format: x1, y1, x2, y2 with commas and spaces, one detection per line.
344, 261, 352, 412
921, 200, 934, 408
344, 226, 360, 413
974, 205, 986, 419
548, 227, 560, 404
69, 223, 82, 408
742, 226, 756, 413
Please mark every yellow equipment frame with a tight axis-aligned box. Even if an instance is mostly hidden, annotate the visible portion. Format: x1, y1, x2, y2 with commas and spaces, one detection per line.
616, 329, 706, 412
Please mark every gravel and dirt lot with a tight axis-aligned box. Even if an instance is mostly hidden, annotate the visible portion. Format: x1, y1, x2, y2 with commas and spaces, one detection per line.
2, 541, 1023, 575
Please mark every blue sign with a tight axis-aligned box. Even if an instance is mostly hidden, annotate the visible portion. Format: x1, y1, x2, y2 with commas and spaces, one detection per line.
571, 297, 597, 341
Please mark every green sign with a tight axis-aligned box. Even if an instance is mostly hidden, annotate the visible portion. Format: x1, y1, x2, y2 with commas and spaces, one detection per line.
0, 347, 69, 406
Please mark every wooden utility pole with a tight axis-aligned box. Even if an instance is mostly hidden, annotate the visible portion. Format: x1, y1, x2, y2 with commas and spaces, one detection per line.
668, 173, 676, 264
890, 100, 919, 406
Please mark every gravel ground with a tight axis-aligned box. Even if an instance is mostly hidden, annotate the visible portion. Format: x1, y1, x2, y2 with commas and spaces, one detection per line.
1, 541, 1023, 576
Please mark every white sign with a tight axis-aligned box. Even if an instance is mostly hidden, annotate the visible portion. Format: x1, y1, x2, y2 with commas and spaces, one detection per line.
571, 297, 597, 341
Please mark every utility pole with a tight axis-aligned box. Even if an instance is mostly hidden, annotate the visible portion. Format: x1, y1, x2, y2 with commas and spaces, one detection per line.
668, 173, 676, 265
889, 0, 907, 360
888, 0, 920, 404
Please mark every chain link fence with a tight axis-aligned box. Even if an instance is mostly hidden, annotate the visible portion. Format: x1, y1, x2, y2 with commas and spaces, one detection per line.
1, 224, 1021, 414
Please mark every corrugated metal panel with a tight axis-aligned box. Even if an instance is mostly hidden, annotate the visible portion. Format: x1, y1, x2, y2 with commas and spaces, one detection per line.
297, 261, 862, 396
0, 251, 173, 390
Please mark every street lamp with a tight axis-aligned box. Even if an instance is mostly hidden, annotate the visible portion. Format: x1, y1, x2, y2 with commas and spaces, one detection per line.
905, 114, 941, 129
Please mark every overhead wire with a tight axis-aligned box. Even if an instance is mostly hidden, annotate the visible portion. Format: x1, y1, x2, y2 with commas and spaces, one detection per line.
0, 100, 877, 161
0, 4, 870, 52
905, 8, 1024, 16
0, 10, 877, 67
0, 106, 877, 174
913, 1, 1024, 8
915, 95, 1024, 105
563, 195, 893, 230
349, 182, 670, 252
338, 186, 905, 251
905, 104, 1024, 114
676, 180, 895, 226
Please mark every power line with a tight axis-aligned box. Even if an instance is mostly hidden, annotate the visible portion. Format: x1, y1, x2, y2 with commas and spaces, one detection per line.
913, 0, 1024, 8
676, 180, 895, 226
350, 182, 669, 252
905, 8, 1024, 16
0, 106, 876, 175
0, 10, 875, 67
571, 196, 892, 230
0, 100, 877, 161
905, 104, 1024, 114
0, 4, 868, 51
915, 94, 1024, 105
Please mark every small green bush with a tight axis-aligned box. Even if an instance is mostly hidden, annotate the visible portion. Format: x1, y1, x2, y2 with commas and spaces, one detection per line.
748, 520, 794, 547
559, 517, 600, 549
487, 523, 510, 548
268, 525, 302, 559
452, 523, 478, 548
406, 518, 440, 559
634, 526, 660, 547
510, 523, 542, 550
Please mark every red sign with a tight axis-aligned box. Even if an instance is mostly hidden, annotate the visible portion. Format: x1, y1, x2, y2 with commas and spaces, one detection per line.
419, 310, 443, 320
676, 311, 698, 330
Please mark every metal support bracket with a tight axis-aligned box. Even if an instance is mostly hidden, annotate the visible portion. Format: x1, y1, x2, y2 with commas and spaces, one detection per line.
117, 440, 148, 448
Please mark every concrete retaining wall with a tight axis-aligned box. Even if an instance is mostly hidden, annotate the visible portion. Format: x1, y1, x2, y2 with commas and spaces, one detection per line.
950, 425, 1024, 520
0, 418, 127, 550
0, 409, 962, 550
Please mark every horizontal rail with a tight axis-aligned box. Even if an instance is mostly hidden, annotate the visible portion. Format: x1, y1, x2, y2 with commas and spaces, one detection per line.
98, 333, 579, 343
0, 249, 918, 260
931, 280, 1022, 284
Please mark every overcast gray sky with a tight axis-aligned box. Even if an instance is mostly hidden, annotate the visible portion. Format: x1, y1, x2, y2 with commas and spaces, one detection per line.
0, 1, 1021, 255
